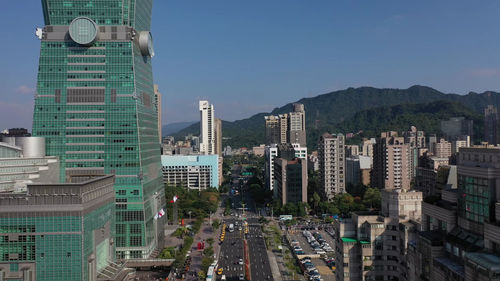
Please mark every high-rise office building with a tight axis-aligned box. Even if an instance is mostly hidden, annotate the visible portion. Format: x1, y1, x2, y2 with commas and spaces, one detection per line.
289, 103, 306, 146
154, 84, 162, 143
199, 101, 215, 155
264, 114, 288, 145
441, 117, 474, 140
265, 143, 307, 191
484, 105, 498, 145
264, 115, 280, 145
372, 132, 411, 190
273, 144, 307, 204
31, 0, 165, 259
318, 133, 345, 200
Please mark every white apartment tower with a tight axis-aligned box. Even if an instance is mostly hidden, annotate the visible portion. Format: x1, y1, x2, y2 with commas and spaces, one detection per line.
199, 100, 215, 155
318, 133, 345, 200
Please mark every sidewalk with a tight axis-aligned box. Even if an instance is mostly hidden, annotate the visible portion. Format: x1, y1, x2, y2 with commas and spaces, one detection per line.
185, 195, 226, 280
267, 249, 281, 280
186, 221, 214, 281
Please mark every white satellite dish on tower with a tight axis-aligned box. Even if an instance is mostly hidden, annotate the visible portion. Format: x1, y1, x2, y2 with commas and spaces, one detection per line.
35, 28, 43, 39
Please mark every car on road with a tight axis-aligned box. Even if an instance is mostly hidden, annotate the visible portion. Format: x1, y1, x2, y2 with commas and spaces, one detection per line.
217, 268, 223, 275
239, 274, 245, 280
239, 258, 243, 265
221, 275, 226, 281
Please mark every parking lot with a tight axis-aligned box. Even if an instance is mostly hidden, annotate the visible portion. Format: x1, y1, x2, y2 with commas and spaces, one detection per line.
287, 228, 336, 281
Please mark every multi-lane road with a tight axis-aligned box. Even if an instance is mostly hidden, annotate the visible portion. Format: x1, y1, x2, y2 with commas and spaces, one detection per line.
247, 218, 273, 281
217, 218, 245, 280
215, 165, 274, 281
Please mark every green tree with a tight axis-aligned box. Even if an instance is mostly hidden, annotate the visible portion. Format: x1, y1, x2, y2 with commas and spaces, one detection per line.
312, 192, 321, 211
211, 219, 220, 230
206, 237, 214, 247
363, 188, 381, 209
336, 193, 355, 214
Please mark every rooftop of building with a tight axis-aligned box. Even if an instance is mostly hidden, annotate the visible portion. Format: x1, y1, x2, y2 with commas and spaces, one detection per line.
321, 132, 344, 138
466, 252, 500, 272
161, 154, 219, 166
341, 237, 357, 243
354, 210, 380, 216
0, 175, 114, 196
0, 142, 22, 152
434, 256, 464, 275
419, 230, 445, 244
447, 227, 483, 251
423, 198, 457, 211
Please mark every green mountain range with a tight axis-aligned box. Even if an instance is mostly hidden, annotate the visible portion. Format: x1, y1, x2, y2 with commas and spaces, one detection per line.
173, 85, 499, 149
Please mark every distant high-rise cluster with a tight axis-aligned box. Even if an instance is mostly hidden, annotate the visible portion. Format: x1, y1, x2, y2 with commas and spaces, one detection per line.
265, 103, 306, 147
264, 104, 307, 204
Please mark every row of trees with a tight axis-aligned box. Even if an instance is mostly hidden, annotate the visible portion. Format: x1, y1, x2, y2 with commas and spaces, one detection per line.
270, 185, 381, 218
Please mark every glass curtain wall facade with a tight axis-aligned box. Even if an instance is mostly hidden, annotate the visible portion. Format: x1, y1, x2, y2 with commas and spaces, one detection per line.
32, 0, 165, 259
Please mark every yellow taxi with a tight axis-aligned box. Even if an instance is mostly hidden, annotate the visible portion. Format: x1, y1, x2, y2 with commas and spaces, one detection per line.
217, 268, 223, 275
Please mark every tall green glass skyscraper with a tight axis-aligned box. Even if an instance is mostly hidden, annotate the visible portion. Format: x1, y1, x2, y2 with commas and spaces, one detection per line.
32, 0, 165, 259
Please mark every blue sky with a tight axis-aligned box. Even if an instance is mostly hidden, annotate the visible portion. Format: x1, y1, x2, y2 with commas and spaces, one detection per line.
1, 1, 500, 129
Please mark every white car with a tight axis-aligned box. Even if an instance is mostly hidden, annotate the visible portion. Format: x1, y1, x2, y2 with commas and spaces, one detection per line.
239, 273, 245, 280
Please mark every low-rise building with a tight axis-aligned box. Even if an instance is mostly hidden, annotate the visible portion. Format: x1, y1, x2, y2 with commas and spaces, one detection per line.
0, 175, 133, 281
161, 155, 219, 190
252, 144, 266, 157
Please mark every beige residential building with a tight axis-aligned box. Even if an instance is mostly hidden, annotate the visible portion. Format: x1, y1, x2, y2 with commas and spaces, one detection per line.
289, 104, 306, 146
345, 145, 360, 157
372, 132, 411, 190
361, 138, 376, 158
318, 133, 345, 200
214, 118, 222, 156
434, 138, 452, 158
279, 114, 289, 144
452, 136, 470, 153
